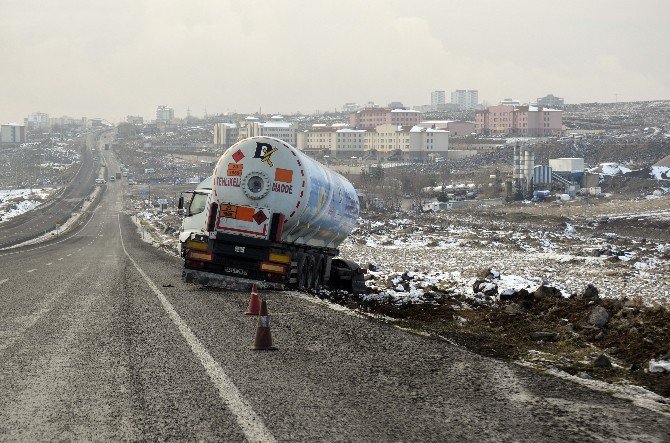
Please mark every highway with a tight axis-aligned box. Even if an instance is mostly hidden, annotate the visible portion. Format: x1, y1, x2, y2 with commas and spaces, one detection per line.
0, 148, 668, 441
0, 130, 110, 249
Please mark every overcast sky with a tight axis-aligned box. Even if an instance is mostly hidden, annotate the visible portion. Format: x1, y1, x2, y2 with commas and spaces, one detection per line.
1, 0, 669, 123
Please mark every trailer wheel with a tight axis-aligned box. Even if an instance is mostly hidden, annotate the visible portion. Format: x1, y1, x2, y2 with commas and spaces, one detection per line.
297, 254, 308, 289
305, 255, 317, 290
313, 255, 324, 291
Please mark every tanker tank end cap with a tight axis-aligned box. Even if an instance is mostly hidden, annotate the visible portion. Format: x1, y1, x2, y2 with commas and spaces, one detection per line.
242, 171, 270, 199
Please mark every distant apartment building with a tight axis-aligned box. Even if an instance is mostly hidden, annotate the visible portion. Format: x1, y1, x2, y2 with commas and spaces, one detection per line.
475, 104, 563, 136
1, 124, 26, 144
297, 124, 447, 160
349, 108, 421, 130
156, 105, 174, 123
537, 94, 564, 108
126, 115, 144, 125
238, 117, 261, 140
342, 103, 360, 113
49, 116, 78, 127
297, 127, 337, 153
418, 120, 476, 136
259, 121, 296, 146
25, 112, 50, 129
451, 90, 479, 110
431, 90, 446, 108
213, 123, 239, 148
500, 98, 520, 106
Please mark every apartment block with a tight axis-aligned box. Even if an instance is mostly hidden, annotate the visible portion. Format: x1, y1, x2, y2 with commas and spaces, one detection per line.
0, 124, 26, 144
537, 94, 564, 108
156, 105, 174, 123
431, 91, 445, 108
475, 104, 562, 136
349, 108, 422, 130
213, 123, 239, 148
259, 121, 296, 146
451, 90, 479, 110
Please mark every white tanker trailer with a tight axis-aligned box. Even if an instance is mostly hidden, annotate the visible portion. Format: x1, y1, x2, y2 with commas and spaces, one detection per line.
179, 136, 365, 293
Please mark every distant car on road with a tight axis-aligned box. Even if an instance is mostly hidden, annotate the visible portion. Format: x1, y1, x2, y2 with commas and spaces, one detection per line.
95, 178, 106, 185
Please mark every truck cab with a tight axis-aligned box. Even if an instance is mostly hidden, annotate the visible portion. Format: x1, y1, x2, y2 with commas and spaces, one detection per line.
178, 176, 213, 245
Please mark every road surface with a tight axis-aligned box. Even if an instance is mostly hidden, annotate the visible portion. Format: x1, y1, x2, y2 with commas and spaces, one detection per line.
0, 149, 668, 441
0, 130, 110, 249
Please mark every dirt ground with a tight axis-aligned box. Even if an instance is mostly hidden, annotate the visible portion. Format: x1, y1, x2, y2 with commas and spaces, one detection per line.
320, 285, 670, 399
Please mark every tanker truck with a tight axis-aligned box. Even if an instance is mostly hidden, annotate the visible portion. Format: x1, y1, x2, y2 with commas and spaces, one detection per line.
178, 136, 365, 293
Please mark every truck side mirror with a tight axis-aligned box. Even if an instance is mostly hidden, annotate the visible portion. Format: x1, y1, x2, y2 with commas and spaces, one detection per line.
177, 196, 184, 209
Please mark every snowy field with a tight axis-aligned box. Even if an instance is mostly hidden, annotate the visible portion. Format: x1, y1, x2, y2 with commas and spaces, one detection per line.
0, 188, 55, 221
339, 211, 670, 306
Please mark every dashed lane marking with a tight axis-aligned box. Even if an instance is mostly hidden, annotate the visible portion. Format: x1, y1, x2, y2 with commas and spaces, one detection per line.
46, 263, 52, 266
58, 258, 63, 261
118, 215, 276, 443
0, 278, 8, 285
27, 269, 37, 273
66, 254, 72, 257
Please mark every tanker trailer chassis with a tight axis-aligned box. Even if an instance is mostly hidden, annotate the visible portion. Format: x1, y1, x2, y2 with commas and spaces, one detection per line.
181, 231, 366, 294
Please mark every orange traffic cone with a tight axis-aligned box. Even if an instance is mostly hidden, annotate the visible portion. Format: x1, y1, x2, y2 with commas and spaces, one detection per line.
245, 284, 261, 316
251, 299, 277, 351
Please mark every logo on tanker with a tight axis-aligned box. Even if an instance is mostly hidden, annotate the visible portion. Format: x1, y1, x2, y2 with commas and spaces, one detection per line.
253, 142, 278, 167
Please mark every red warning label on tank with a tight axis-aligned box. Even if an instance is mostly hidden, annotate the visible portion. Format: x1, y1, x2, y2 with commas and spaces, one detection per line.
227, 163, 243, 176
232, 150, 245, 163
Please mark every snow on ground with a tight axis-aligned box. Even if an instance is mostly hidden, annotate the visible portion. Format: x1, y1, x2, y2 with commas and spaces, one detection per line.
0, 188, 55, 221
650, 165, 670, 180
339, 212, 670, 305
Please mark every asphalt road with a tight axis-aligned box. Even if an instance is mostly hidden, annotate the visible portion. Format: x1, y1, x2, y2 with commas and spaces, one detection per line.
0, 130, 110, 249
0, 150, 669, 441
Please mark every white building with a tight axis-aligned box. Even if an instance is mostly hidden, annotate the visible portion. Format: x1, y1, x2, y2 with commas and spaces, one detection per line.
1, 124, 26, 144
213, 123, 239, 148
500, 98, 520, 106
26, 112, 50, 129
259, 121, 296, 146
409, 126, 449, 159
451, 90, 479, 110
156, 105, 174, 123
342, 103, 360, 113
335, 128, 367, 157
549, 158, 584, 173
431, 91, 446, 109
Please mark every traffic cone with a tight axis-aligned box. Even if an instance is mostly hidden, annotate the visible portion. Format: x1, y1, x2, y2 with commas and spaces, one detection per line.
251, 299, 277, 350
245, 284, 261, 316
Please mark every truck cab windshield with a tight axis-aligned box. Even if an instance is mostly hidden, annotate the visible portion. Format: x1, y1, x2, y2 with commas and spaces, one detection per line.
188, 192, 208, 215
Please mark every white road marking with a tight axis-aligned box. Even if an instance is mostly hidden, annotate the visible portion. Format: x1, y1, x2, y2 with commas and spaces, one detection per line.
66, 254, 72, 257
46, 263, 53, 266
58, 258, 63, 261
118, 216, 276, 443
27, 269, 37, 273
0, 278, 8, 285
0, 198, 98, 258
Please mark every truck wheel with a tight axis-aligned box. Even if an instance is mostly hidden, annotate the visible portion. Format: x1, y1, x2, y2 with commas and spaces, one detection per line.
305, 255, 316, 290
313, 256, 324, 291
297, 254, 308, 289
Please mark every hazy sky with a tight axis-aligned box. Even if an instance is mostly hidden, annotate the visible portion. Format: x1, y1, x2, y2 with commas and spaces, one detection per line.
1, 0, 669, 123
